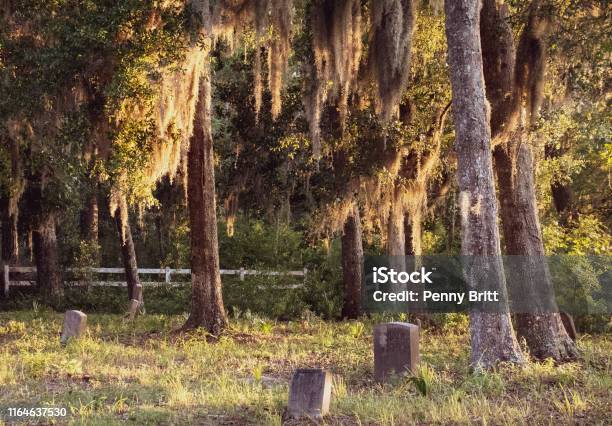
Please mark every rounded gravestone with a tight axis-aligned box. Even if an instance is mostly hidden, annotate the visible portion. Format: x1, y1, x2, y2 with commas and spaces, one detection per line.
60, 310, 87, 345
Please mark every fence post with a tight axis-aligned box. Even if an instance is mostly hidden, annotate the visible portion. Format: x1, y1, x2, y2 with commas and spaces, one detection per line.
165, 267, 171, 284
3, 263, 9, 297
239, 267, 245, 281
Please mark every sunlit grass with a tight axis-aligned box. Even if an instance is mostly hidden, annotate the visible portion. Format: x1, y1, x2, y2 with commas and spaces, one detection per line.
0, 310, 609, 425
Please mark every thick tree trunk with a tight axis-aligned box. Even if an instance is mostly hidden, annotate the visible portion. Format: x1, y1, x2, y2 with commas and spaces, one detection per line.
1, 200, 18, 262
495, 144, 577, 360
114, 198, 142, 302
387, 189, 405, 258
81, 187, 99, 244
33, 212, 63, 306
184, 61, 227, 334
405, 209, 423, 256
480, 0, 577, 361
1, 137, 21, 297
341, 205, 363, 319
445, 0, 524, 368
404, 213, 414, 256
387, 184, 407, 288
1, 196, 18, 297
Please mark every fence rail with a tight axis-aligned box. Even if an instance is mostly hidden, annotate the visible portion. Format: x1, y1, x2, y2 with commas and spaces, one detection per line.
2, 265, 307, 294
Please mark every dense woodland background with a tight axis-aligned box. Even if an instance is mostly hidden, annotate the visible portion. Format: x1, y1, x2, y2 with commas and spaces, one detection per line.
0, 0, 609, 367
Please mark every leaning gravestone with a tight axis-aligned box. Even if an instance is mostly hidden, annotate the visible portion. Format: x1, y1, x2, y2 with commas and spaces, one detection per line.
374, 322, 419, 382
60, 310, 87, 345
287, 369, 332, 419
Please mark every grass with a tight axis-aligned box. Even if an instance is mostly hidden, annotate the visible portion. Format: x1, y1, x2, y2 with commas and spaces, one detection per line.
0, 310, 610, 425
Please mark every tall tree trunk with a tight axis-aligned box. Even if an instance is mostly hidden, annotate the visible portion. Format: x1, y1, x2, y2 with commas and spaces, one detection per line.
495, 145, 578, 360
481, 0, 577, 361
33, 211, 63, 306
26, 229, 33, 263
405, 209, 423, 256
114, 198, 141, 302
184, 58, 227, 334
1, 196, 18, 297
341, 205, 363, 319
81, 187, 99, 244
404, 213, 414, 256
387, 183, 408, 294
387, 186, 406, 258
1, 137, 21, 297
445, 0, 524, 368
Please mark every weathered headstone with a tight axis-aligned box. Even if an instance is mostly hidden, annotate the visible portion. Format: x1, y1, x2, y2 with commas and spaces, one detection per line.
287, 369, 332, 419
60, 310, 87, 345
374, 322, 419, 382
560, 311, 577, 341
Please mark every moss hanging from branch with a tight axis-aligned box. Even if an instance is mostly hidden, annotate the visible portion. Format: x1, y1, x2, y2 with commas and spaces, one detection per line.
305, 0, 362, 159
268, 0, 292, 120
223, 191, 239, 236
252, 0, 293, 121
212, 0, 292, 122
367, 0, 417, 123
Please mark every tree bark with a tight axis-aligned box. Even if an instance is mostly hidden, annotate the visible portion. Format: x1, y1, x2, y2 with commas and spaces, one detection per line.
81, 187, 99, 244
1, 137, 21, 297
184, 56, 227, 334
341, 205, 363, 319
33, 211, 63, 306
387, 184, 408, 302
1, 196, 18, 297
387, 185, 406, 258
404, 213, 414, 256
495, 144, 577, 360
445, 0, 524, 368
481, 0, 577, 361
114, 198, 142, 302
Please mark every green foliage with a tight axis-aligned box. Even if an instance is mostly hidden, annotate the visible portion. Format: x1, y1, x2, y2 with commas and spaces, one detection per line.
408, 364, 438, 396
218, 216, 309, 269
543, 215, 611, 255
72, 240, 102, 283
1, 0, 189, 212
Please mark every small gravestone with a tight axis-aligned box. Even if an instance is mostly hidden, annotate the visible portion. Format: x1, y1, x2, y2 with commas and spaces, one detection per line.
374, 322, 419, 382
60, 310, 87, 345
287, 369, 332, 419
560, 311, 577, 341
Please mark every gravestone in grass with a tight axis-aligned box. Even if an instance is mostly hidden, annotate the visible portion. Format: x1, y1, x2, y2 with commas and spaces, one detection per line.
287, 369, 332, 419
374, 322, 419, 382
60, 310, 87, 345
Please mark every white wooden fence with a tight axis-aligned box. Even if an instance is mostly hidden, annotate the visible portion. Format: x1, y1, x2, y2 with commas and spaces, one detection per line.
2, 265, 307, 295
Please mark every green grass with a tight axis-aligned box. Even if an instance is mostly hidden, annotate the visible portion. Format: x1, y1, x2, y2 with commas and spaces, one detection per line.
0, 310, 610, 425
